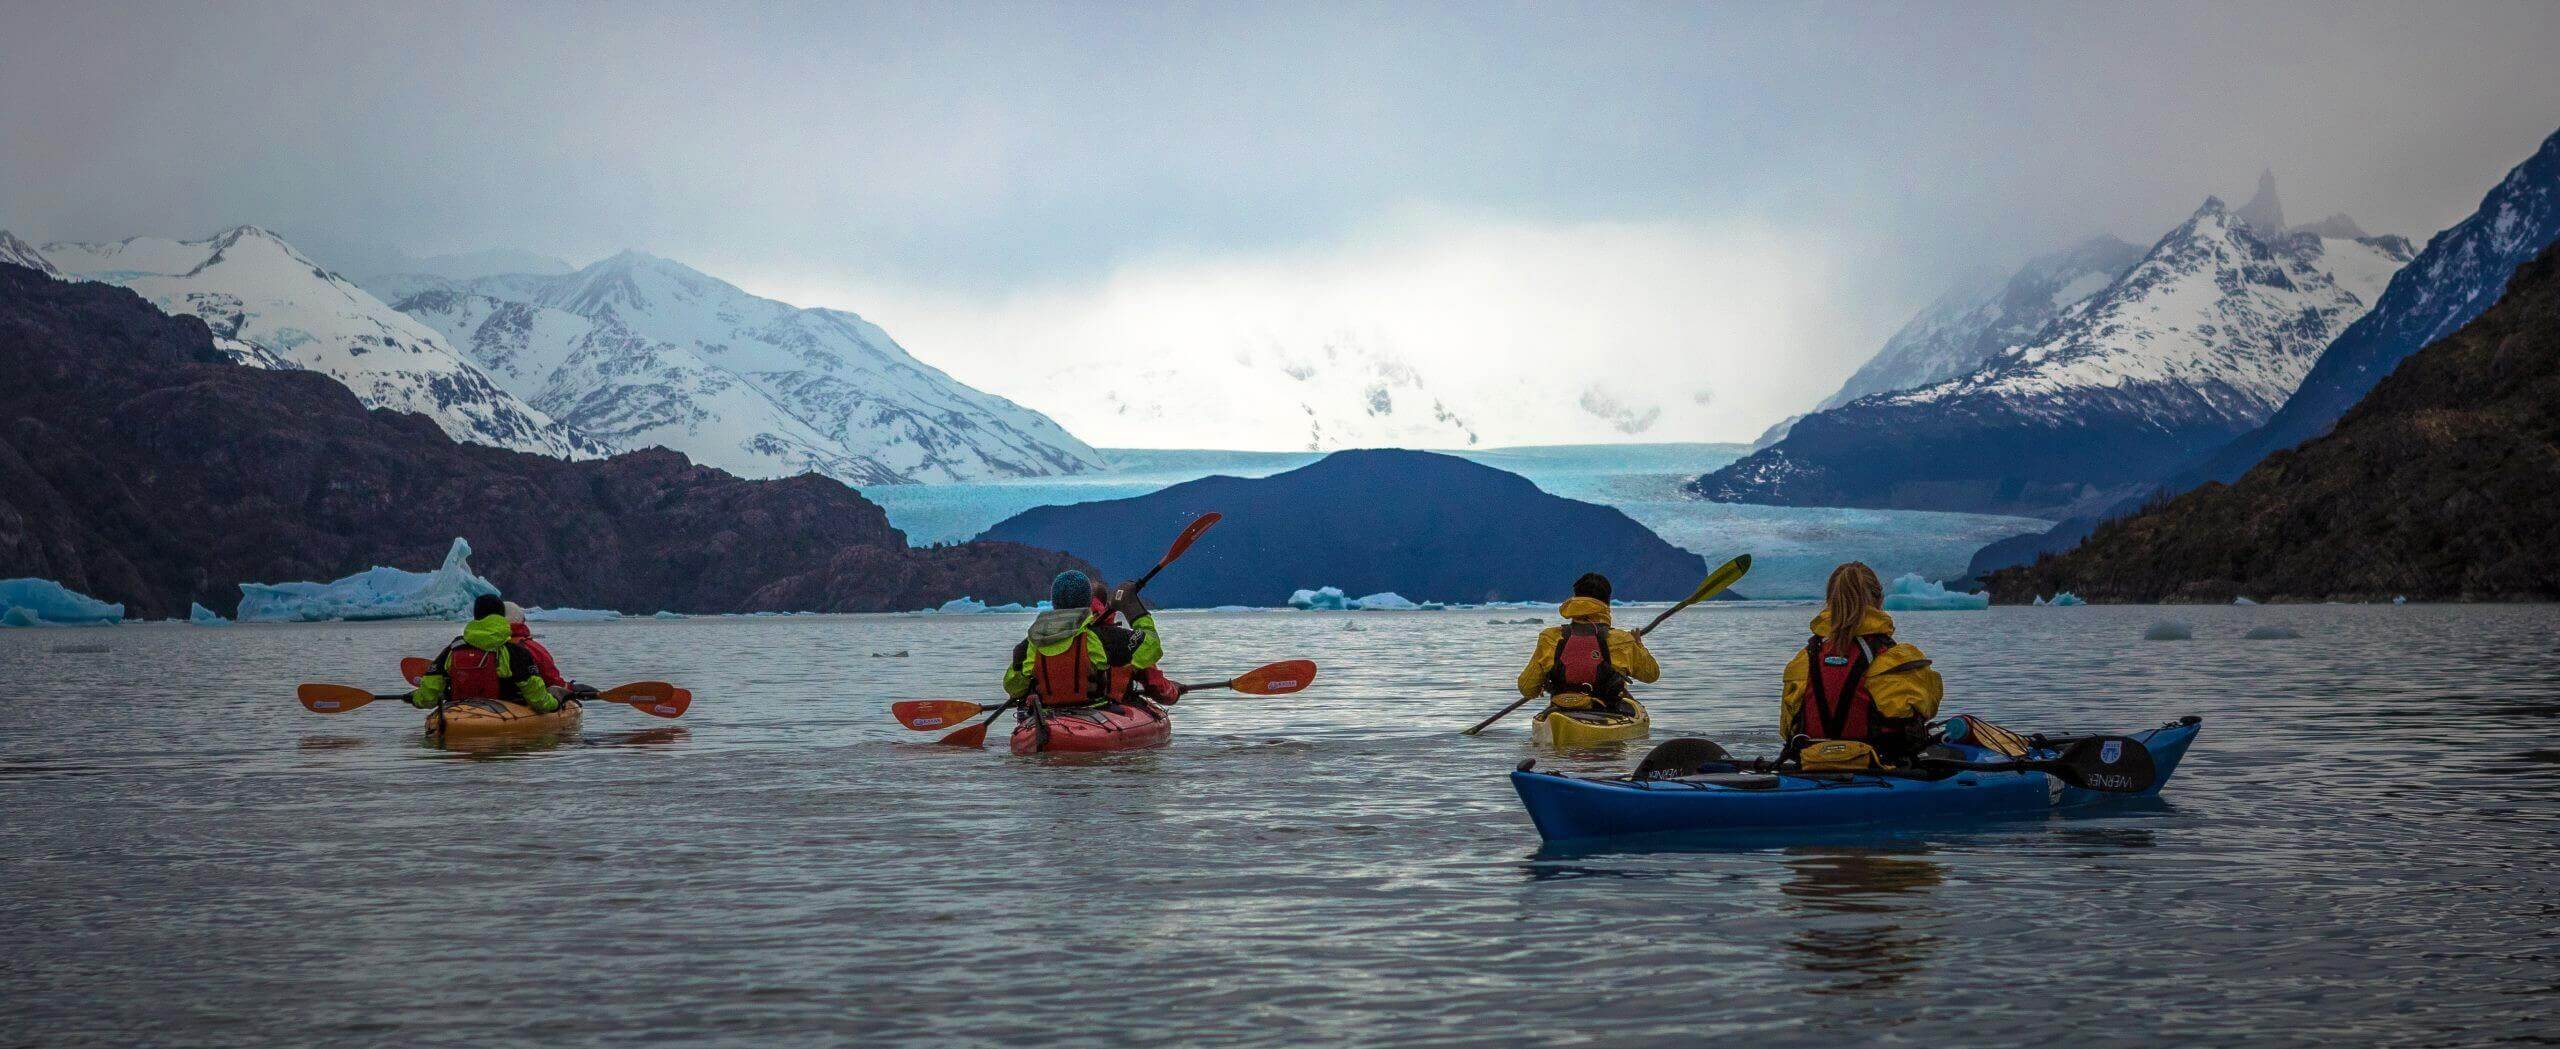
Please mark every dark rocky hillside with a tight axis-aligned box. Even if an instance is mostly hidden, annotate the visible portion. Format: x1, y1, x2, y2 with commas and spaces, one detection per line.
0, 263, 1086, 617
1984, 241, 2560, 603
978, 448, 1715, 608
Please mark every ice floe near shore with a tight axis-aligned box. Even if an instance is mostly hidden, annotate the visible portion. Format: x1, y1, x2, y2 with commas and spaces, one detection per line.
0, 578, 125, 627
236, 538, 497, 623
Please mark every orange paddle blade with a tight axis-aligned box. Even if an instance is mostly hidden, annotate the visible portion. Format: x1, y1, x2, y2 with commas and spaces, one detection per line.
1229, 659, 1317, 695
401, 656, 432, 685
620, 688, 691, 719
1162, 512, 1221, 565
598, 681, 680, 705
298, 683, 392, 714
937, 718, 996, 747
894, 699, 990, 731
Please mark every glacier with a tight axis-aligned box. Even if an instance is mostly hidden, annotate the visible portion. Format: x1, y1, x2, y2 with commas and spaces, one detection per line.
1880, 573, 1990, 611
235, 538, 498, 622
0, 578, 125, 626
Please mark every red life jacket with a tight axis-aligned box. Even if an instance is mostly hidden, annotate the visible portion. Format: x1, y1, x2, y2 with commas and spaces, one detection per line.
1028, 632, 1098, 707
437, 640, 536, 703
1799, 633, 1918, 752
1545, 622, 1628, 699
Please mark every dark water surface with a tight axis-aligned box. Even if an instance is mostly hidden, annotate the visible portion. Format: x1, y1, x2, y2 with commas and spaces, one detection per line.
3, 604, 2555, 1045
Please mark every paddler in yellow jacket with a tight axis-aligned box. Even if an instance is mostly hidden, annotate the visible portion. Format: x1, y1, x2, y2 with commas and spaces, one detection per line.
1516, 573, 1660, 713
1782, 562, 1943, 763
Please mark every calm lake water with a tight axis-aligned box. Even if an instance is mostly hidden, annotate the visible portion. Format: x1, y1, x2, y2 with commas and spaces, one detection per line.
3, 603, 2555, 1045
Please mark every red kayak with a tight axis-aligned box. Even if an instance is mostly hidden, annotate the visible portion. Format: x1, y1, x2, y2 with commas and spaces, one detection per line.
1011, 700, 1172, 755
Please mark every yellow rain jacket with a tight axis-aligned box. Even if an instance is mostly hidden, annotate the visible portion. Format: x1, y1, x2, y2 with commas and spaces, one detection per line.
1781, 607, 1942, 739
1517, 597, 1662, 701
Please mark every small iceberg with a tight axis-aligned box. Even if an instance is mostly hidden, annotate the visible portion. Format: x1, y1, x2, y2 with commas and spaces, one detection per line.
188, 602, 229, 625
1288, 586, 1350, 610
525, 606, 620, 622
652, 610, 686, 620
2234, 596, 2259, 606
236, 538, 496, 623
2032, 591, 2086, 607
2393, 595, 2408, 606
1350, 592, 1418, 611
1881, 573, 1990, 611
928, 596, 1045, 614
2243, 625, 2300, 640
0, 578, 126, 626
2144, 620, 2194, 641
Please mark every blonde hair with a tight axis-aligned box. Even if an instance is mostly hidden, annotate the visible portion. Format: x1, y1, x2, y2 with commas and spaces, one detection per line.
1823, 562, 1884, 652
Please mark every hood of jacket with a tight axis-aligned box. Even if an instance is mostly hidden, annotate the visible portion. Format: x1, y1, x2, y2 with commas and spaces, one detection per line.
1808, 607, 1897, 638
1027, 608, 1092, 647
1559, 596, 1613, 623
508, 621, 534, 641
462, 614, 513, 651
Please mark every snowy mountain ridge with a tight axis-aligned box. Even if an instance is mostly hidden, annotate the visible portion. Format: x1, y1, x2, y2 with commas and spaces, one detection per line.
39, 226, 599, 457
384, 252, 1107, 484
1817, 233, 2146, 413
0, 231, 61, 278
1691, 179, 2413, 518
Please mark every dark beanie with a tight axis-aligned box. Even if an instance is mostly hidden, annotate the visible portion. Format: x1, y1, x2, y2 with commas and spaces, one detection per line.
472, 593, 506, 619
1050, 571, 1092, 611
1572, 573, 1612, 602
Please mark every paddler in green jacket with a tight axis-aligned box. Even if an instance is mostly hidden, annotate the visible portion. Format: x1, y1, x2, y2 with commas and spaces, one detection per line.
410, 594, 563, 713
1004, 571, 1170, 708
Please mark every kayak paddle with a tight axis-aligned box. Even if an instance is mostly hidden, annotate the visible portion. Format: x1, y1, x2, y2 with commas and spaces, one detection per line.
1916, 735, 2158, 794
936, 701, 1012, 748
297, 683, 409, 714
400, 656, 688, 718
1462, 555, 1753, 737
1127, 512, 1221, 594
1635, 554, 1751, 637
891, 659, 1318, 731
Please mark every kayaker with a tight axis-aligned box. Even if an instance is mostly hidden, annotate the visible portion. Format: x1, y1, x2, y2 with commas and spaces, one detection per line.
501, 601, 580, 693
410, 594, 564, 713
1088, 580, 1184, 704
1515, 572, 1660, 714
1003, 571, 1115, 710
1781, 562, 1943, 763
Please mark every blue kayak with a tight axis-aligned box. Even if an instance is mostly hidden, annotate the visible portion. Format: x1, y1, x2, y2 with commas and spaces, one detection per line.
1511, 716, 2201, 842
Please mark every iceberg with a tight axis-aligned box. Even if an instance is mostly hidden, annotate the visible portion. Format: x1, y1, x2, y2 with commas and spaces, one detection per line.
525, 607, 620, 622
235, 537, 498, 623
1349, 592, 1419, 611
1288, 586, 1350, 611
1880, 573, 1989, 611
188, 602, 229, 624
929, 596, 1042, 614
0, 578, 126, 626
2233, 596, 2259, 606
652, 610, 686, 620
2032, 591, 2086, 607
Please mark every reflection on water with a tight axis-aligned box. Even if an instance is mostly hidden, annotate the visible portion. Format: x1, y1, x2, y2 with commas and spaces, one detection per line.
2, 604, 2557, 1044
1780, 848, 1946, 996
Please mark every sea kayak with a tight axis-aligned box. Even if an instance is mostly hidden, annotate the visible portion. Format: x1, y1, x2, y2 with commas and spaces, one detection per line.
1011, 700, 1172, 755
1512, 716, 2200, 842
1531, 697, 1651, 747
425, 696, 583, 739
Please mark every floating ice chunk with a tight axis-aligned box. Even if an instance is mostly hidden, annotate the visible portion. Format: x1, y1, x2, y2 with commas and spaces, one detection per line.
1288, 586, 1350, 610
1880, 573, 1989, 611
0, 578, 126, 626
1350, 592, 1418, 611
2144, 620, 2193, 641
236, 538, 497, 623
2050, 592, 2085, 606
1419, 601, 1445, 611
935, 596, 991, 614
188, 602, 229, 624
2243, 626, 2300, 640
525, 607, 620, 622
653, 610, 686, 620
2233, 596, 2259, 606
1207, 605, 1257, 612
2392, 595, 2408, 606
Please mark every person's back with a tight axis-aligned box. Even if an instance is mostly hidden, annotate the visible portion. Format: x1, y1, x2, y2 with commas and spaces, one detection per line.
1782, 562, 1942, 762
1004, 571, 1111, 709
502, 601, 573, 691
1516, 573, 1660, 712
411, 594, 561, 713
1085, 583, 1182, 703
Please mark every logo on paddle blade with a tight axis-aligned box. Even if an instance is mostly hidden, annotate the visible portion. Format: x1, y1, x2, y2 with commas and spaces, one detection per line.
2100, 741, 2123, 764
315, 700, 340, 710
1268, 680, 1299, 689
652, 705, 678, 715
916, 716, 944, 727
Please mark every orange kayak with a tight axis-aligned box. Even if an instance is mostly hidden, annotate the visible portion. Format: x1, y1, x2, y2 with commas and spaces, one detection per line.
1010, 701, 1171, 755
425, 696, 582, 739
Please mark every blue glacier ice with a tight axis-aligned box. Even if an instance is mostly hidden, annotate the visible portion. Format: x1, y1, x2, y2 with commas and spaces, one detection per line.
653, 610, 686, 620
929, 596, 1044, 614
1880, 573, 1990, 611
2032, 591, 2086, 607
188, 602, 229, 624
0, 578, 126, 626
525, 607, 620, 622
235, 537, 498, 623
1288, 586, 1350, 610
1349, 592, 1419, 610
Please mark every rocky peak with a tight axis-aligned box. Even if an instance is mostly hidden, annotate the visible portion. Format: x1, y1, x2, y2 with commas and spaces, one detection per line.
0, 230, 59, 278
2233, 169, 2286, 235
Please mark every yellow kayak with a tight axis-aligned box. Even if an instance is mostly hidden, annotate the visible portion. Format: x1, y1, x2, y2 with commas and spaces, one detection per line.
425, 696, 582, 739
1531, 696, 1650, 747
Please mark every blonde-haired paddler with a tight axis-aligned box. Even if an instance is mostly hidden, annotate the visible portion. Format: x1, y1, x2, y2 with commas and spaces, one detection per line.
1782, 562, 1943, 763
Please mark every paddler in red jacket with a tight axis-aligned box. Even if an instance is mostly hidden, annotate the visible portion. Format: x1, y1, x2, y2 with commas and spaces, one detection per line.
502, 601, 580, 693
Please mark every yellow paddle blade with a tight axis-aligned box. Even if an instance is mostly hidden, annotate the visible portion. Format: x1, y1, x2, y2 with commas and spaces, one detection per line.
1687, 554, 1752, 604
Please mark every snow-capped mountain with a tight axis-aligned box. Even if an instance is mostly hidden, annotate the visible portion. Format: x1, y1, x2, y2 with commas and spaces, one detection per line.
383, 252, 1105, 484
40, 227, 597, 457
0, 231, 61, 278
1692, 184, 2414, 517
2176, 128, 2560, 492
1819, 234, 2144, 412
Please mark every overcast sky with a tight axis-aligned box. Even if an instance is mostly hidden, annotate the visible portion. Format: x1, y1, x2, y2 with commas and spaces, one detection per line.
5, 1, 2557, 445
